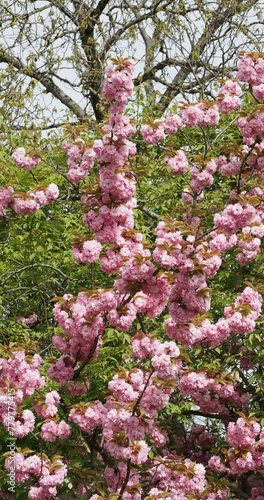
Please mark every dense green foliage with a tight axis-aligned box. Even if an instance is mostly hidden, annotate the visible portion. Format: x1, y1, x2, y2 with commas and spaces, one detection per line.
0, 78, 264, 498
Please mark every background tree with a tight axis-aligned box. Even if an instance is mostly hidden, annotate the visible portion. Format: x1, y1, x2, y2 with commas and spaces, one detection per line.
0, 0, 263, 129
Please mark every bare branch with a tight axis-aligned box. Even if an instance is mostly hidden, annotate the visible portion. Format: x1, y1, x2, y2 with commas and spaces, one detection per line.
136, 204, 160, 221
0, 48, 87, 120
1, 263, 70, 285
157, 0, 259, 113
93, 0, 111, 19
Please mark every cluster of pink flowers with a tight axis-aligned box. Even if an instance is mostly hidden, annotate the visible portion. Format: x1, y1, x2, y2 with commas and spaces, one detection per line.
246, 143, 264, 181
153, 220, 198, 272
12, 147, 41, 170
1, 149, 59, 218
16, 312, 38, 325
34, 390, 60, 418
217, 80, 242, 114
69, 361, 177, 466
68, 337, 180, 476
140, 102, 220, 145
215, 153, 241, 176
223, 286, 262, 333
132, 334, 181, 378
148, 459, 208, 499
0, 186, 14, 216
179, 370, 250, 414
237, 111, 264, 144
12, 409, 35, 438
48, 289, 117, 384
238, 53, 264, 99
179, 102, 220, 127
141, 115, 183, 144
91, 460, 229, 500
166, 286, 262, 347
164, 114, 183, 134
0, 184, 59, 217
141, 120, 166, 144
189, 159, 217, 193
213, 199, 264, 263
80, 59, 137, 249
72, 238, 102, 264
140, 57, 263, 152
152, 216, 235, 344
209, 417, 264, 476
235, 55, 264, 143
40, 419, 71, 441
47, 354, 75, 386
164, 150, 188, 175
5, 453, 67, 499
62, 139, 95, 182
67, 60, 175, 339
247, 476, 264, 500
114, 261, 172, 321
99, 230, 144, 273
13, 183, 59, 215
0, 350, 45, 437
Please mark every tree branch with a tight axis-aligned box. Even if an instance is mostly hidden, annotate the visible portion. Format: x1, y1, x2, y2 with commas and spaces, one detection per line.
38, 0, 77, 23
73, 336, 99, 379
1, 263, 70, 285
157, 0, 259, 113
93, 0, 111, 19
0, 48, 87, 120
134, 58, 186, 86
182, 410, 236, 421
136, 204, 160, 220
102, 2, 168, 56
117, 459, 131, 500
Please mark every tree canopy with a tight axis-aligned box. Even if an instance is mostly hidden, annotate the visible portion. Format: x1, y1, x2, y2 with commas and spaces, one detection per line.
0, 0, 263, 128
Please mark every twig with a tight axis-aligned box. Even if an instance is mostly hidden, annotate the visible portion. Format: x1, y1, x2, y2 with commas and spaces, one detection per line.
136, 204, 160, 220
132, 369, 154, 416
73, 336, 99, 378
182, 409, 235, 421
117, 459, 131, 500
1, 263, 69, 285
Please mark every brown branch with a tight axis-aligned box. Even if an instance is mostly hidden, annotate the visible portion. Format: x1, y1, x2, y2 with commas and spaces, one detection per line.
49, 0, 77, 23
0, 48, 86, 120
136, 204, 160, 221
29, 0, 76, 23
84, 433, 119, 470
8, 120, 81, 131
136, 313, 147, 334
117, 459, 131, 500
73, 335, 99, 378
182, 410, 236, 421
73, 4, 105, 122
93, 0, 111, 19
102, 0, 169, 56
237, 137, 260, 193
134, 58, 192, 86
157, 0, 259, 113
1, 263, 69, 285
132, 369, 154, 416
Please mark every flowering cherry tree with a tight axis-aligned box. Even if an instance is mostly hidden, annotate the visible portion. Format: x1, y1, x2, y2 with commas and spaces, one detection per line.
1, 52, 264, 499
